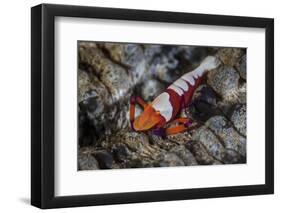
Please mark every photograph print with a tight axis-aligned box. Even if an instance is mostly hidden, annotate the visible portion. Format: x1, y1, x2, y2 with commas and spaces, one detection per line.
78, 41, 247, 170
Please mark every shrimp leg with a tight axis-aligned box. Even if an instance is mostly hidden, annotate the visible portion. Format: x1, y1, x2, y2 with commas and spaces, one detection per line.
152, 118, 192, 138
129, 96, 148, 130
165, 118, 192, 135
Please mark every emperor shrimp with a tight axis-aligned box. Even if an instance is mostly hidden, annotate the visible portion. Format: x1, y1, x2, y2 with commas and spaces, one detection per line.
130, 56, 220, 137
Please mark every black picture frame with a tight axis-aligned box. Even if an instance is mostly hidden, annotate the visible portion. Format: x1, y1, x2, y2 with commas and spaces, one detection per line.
31, 3, 274, 209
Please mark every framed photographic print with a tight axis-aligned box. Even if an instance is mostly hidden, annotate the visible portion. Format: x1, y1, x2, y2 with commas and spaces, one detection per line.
31, 4, 274, 209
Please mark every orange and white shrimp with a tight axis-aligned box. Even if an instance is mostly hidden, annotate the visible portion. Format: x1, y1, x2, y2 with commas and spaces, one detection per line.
130, 56, 220, 138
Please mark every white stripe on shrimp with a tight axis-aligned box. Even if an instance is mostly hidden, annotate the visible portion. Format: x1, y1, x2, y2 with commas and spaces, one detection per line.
173, 78, 189, 91
151, 92, 173, 121
182, 56, 220, 84
181, 73, 195, 86
168, 84, 184, 96
194, 56, 220, 77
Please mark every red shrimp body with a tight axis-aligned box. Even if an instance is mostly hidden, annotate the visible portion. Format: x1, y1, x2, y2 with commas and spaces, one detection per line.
150, 56, 219, 126
132, 56, 220, 133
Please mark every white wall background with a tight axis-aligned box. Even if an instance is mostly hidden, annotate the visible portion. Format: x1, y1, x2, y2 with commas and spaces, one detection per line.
0, 0, 279, 212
